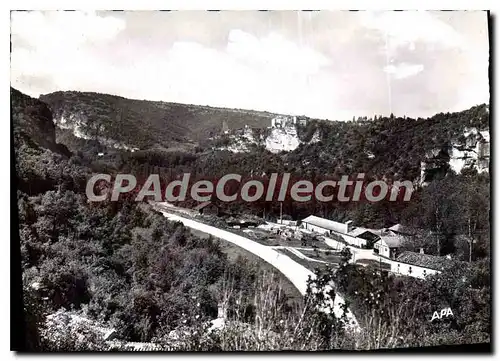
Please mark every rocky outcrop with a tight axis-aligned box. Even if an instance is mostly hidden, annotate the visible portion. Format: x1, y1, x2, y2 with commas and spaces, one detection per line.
216, 118, 318, 154
11, 88, 70, 156
53, 112, 140, 152
419, 148, 451, 186
218, 126, 263, 153
265, 126, 301, 153
448, 128, 490, 174
419, 127, 490, 185
12, 88, 93, 195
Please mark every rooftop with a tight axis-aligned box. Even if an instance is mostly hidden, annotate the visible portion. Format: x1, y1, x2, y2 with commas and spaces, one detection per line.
301, 215, 349, 234
388, 224, 402, 232
348, 227, 370, 237
386, 223, 415, 235
396, 251, 455, 271
377, 235, 403, 248
349, 227, 381, 240
301, 215, 382, 239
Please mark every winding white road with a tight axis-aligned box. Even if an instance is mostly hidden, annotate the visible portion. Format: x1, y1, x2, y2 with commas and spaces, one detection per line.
152, 204, 359, 330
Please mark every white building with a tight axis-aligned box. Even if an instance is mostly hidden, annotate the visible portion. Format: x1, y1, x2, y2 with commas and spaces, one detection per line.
279, 219, 298, 226
373, 235, 403, 259
300, 215, 379, 248
390, 251, 455, 280
301, 215, 353, 234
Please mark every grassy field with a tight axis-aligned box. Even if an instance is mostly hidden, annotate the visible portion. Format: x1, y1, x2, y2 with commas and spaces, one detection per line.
274, 248, 337, 274
236, 228, 331, 249
300, 249, 342, 264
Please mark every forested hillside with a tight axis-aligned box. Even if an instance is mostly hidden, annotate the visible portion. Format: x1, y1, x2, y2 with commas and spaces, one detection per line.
13, 87, 490, 350
12, 88, 89, 195
289, 105, 489, 181
70, 96, 488, 259
13, 88, 296, 350
34, 88, 491, 258
40, 91, 488, 182
40, 91, 276, 149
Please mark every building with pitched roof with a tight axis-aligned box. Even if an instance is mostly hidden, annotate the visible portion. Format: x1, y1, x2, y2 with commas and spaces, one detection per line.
374, 235, 403, 258
300, 215, 379, 248
384, 223, 415, 236
390, 251, 458, 279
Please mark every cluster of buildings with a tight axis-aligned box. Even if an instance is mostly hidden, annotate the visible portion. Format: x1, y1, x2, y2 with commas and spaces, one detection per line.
301, 215, 379, 248
300, 215, 459, 280
270, 115, 308, 128
191, 201, 459, 281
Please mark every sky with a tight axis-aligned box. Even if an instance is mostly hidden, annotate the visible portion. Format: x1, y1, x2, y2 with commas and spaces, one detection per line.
10, 10, 490, 120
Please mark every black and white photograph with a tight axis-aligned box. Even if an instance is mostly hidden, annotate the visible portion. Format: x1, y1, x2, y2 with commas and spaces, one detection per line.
10, 9, 491, 352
